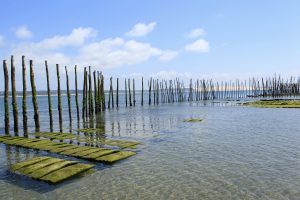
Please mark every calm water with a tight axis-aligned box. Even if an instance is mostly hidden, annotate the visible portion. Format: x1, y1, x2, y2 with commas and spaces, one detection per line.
0, 95, 300, 200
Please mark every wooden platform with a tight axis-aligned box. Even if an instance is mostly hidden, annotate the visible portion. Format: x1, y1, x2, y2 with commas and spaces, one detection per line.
11, 156, 94, 184
0, 136, 136, 163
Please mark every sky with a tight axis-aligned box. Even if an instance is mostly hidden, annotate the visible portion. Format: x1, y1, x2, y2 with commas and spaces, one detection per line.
0, 0, 300, 90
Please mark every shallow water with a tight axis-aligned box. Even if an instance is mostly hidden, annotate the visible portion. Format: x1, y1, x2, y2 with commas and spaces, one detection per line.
0, 95, 300, 200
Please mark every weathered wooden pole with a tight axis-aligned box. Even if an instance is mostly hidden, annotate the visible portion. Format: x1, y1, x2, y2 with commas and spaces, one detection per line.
88, 66, 94, 116
45, 60, 53, 132
3, 60, 10, 135
75, 65, 80, 122
111, 77, 114, 108
82, 68, 86, 120
85, 70, 89, 117
141, 77, 144, 106
100, 73, 105, 111
133, 79, 136, 106
148, 78, 152, 105
65, 66, 72, 126
11, 56, 18, 135
116, 78, 119, 108
56, 64, 63, 132
125, 79, 128, 107
93, 71, 98, 114
22, 56, 28, 136
30, 60, 40, 132
108, 78, 111, 109
128, 79, 132, 106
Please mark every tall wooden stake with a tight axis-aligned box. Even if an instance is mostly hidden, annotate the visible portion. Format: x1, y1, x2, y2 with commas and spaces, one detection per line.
30, 60, 40, 132
56, 64, 63, 132
45, 60, 53, 132
11, 56, 18, 135
22, 56, 28, 136
3, 60, 9, 135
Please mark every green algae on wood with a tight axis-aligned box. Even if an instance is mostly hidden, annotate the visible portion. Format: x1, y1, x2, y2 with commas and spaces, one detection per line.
183, 118, 203, 122
11, 156, 50, 171
243, 100, 300, 108
76, 128, 105, 133
81, 149, 117, 159
30, 160, 77, 179
40, 163, 95, 184
96, 151, 136, 163
11, 156, 95, 184
18, 158, 63, 175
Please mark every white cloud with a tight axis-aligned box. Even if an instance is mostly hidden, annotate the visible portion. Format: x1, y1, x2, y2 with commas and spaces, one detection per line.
35, 27, 97, 50
125, 22, 156, 37
150, 71, 192, 80
0, 35, 4, 46
185, 39, 210, 53
15, 25, 33, 39
158, 50, 178, 61
187, 28, 205, 38
9, 27, 176, 72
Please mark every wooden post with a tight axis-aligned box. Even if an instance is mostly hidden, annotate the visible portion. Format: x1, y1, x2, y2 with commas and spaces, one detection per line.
133, 79, 136, 106
75, 65, 80, 122
128, 79, 132, 106
125, 78, 128, 107
148, 77, 152, 105
65, 66, 72, 126
116, 78, 119, 108
93, 71, 98, 114
141, 77, 144, 106
82, 67, 87, 121
111, 77, 114, 108
22, 56, 28, 136
89, 66, 94, 116
11, 56, 18, 135
3, 60, 9, 135
45, 60, 53, 132
56, 64, 63, 132
30, 60, 40, 132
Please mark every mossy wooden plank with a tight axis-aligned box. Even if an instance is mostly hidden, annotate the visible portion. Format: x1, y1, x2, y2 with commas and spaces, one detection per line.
41, 143, 71, 151
76, 128, 105, 133
31, 143, 63, 150
11, 156, 51, 171
49, 145, 78, 153
18, 158, 63, 175
183, 118, 203, 122
22, 140, 51, 148
243, 100, 300, 108
29, 160, 77, 179
60, 146, 92, 155
72, 148, 104, 157
96, 151, 136, 163
82, 149, 117, 159
104, 140, 140, 149
40, 163, 95, 184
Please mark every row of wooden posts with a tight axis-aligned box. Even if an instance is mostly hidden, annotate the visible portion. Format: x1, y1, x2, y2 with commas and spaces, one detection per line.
2, 56, 300, 136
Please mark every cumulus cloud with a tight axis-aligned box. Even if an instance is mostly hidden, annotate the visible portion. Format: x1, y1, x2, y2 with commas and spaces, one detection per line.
125, 22, 156, 37
150, 71, 192, 80
15, 25, 33, 39
9, 27, 176, 72
185, 39, 210, 53
187, 28, 205, 38
158, 50, 178, 61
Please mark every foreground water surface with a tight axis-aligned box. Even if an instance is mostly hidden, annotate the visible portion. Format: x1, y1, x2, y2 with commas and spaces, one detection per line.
0, 96, 300, 200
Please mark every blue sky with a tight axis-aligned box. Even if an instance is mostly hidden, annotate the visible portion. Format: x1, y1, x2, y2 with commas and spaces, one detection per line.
0, 0, 300, 90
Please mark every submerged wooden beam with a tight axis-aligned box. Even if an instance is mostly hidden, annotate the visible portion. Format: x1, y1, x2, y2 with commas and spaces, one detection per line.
0, 136, 137, 163
11, 156, 95, 184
